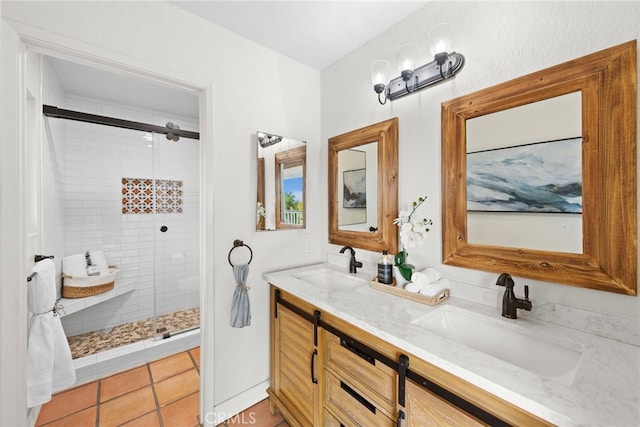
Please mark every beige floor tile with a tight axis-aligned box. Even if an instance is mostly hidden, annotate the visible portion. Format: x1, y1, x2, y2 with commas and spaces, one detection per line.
154, 368, 200, 407
120, 410, 161, 427
100, 365, 150, 402
226, 398, 284, 427
149, 351, 195, 382
39, 406, 96, 427
38, 348, 211, 427
36, 381, 98, 426
160, 392, 200, 427
98, 386, 156, 427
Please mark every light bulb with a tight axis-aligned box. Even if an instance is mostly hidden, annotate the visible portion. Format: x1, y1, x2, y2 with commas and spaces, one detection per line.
428, 23, 454, 58
396, 44, 418, 81
370, 60, 390, 94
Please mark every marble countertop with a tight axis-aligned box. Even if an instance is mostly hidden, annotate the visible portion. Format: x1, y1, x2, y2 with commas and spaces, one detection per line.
264, 263, 640, 427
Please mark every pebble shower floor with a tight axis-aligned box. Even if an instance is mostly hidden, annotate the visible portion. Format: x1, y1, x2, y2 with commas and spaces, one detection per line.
67, 307, 200, 359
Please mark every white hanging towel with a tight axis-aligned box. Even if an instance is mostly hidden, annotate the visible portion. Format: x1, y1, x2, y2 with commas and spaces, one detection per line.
27, 259, 76, 408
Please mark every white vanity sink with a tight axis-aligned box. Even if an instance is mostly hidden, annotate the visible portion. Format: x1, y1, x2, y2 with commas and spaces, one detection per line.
412, 305, 583, 385
292, 267, 366, 292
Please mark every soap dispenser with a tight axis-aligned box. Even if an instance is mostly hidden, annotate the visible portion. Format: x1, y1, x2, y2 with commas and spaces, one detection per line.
377, 250, 393, 285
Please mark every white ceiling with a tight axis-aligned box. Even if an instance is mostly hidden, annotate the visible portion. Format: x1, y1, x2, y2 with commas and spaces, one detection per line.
171, 1, 428, 70
47, 1, 427, 120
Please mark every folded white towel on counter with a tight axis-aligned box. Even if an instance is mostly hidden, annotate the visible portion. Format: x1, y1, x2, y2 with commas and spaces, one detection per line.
404, 268, 443, 293
411, 268, 441, 286
404, 281, 423, 293
418, 278, 450, 297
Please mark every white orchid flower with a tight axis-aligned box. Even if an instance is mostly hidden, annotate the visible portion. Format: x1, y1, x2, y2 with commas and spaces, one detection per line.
395, 196, 432, 253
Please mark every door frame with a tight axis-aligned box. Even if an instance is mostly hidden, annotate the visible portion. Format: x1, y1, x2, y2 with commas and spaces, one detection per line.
0, 19, 216, 426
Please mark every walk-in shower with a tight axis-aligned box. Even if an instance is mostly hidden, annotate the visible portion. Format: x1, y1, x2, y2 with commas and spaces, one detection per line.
40, 56, 201, 382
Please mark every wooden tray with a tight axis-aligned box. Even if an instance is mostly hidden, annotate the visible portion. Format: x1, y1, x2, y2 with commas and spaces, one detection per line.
370, 278, 449, 306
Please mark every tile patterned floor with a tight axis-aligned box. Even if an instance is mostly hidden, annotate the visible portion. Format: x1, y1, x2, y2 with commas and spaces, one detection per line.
67, 307, 200, 359
36, 347, 289, 427
219, 399, 288, 427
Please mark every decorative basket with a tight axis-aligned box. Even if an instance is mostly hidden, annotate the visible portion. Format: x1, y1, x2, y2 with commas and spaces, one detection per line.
370, 278, 449, 306
62, 266, 117, 298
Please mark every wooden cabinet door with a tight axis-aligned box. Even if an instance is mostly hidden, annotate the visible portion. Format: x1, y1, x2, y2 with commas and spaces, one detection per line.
404, 380, 487, 427
271, 303, 317, 426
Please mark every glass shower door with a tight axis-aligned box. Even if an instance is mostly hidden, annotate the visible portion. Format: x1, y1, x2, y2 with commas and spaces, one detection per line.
152, 133, 200, 339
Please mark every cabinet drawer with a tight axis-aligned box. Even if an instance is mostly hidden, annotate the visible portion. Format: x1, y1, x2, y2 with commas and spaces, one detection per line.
325, 371, 395, 427
325, 332, 395, 410
405, 380, 486, 426
323, 409, 345, 427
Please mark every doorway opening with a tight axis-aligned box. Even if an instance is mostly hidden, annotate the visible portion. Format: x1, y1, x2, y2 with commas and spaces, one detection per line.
39, 54, 203, 382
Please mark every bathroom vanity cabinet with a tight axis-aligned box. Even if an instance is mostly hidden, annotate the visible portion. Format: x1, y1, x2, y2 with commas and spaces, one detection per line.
269, 298, 321, 426
267, 286, 551, 427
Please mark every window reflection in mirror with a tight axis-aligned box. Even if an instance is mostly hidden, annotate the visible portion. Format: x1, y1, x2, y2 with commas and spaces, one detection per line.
256, 131, 306, 231
337, 142, 378, 231
466, 92, 583, 253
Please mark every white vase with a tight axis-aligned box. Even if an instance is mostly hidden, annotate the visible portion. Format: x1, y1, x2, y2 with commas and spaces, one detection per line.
393, 265, 410, 287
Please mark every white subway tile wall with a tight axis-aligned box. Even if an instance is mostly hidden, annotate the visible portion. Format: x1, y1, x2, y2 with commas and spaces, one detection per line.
42, 92, 199, 337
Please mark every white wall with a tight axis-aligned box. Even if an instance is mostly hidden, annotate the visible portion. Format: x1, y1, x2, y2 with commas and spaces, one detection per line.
322, 1, 640, 320
2, 0, 322, 420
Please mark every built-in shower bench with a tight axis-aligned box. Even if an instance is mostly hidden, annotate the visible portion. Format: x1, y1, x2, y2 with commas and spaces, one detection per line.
58, 278, 136, 317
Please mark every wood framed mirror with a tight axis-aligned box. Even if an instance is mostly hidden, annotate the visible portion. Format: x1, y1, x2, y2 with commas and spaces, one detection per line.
442, 41, 637, 295
329, 118, 399, 253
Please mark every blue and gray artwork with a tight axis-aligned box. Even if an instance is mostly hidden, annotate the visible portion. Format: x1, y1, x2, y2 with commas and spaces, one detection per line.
467, 138, 582, 213
343, 168, 366, 208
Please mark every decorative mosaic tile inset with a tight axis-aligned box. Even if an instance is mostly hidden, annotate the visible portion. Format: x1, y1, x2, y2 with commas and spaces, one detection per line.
121, 177, 183, 214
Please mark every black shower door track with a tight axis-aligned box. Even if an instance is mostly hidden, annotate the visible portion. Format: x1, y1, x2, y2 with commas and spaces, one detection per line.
42, 105, 200, 140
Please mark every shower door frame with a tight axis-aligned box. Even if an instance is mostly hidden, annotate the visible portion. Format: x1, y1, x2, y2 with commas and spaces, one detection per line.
0, 23, 216, 427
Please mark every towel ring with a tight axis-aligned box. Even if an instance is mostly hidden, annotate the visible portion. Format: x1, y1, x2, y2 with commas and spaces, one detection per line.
228, 239, 253, 266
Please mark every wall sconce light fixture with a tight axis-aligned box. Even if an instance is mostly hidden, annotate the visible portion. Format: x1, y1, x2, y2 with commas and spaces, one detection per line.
371, 23, 465, 105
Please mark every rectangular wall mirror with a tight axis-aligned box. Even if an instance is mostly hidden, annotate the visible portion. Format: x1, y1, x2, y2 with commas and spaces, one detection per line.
441, 40, 637, 295
329, 118, 398, 253
256, 131, 306, 231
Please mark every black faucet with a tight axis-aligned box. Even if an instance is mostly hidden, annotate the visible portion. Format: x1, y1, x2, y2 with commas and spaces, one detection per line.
339, 246, 363, 274
495, 273, 532, 319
